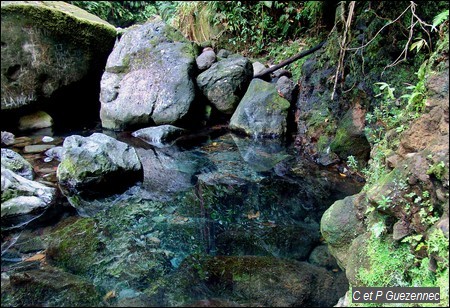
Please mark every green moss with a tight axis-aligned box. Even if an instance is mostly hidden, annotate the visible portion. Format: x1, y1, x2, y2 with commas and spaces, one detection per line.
357, 236, 413, 287
1, 2, 116, 53
45, 218, 99, 275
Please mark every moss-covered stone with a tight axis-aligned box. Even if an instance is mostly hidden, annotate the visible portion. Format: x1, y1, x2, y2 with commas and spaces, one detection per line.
45, 217, 100, 275
3, 265, 102, 307
1, 1, 116, 110
330, 107, 370, 162
229, 78, 291, 138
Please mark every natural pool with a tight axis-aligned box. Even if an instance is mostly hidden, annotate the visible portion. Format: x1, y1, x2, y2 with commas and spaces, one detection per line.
2, 127, 364, 307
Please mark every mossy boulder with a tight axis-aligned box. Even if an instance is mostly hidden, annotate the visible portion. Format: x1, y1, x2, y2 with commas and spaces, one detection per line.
100, 17, 197, 130
229, 78, 291, 138
57, 133, 143, 211
320, 193, 366, 269
1, 1, 116, 110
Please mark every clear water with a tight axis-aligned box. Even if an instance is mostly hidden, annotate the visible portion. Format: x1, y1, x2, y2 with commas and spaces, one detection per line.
2, 127, 364, 307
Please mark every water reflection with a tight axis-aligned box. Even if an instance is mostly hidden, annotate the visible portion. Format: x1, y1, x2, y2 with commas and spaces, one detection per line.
3, 131, 364, 307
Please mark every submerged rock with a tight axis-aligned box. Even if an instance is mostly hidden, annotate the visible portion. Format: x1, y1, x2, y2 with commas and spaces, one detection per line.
57, 133, 143, 202
229, 78, 290, 138
152, 255, 348, 307
2, 265, 102, 307
100, 17, 197, 130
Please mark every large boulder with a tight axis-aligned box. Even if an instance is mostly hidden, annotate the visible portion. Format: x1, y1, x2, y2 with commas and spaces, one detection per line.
57, 133, 143, 201
196, 55, 253, 114
100, 18, 197, 130
1, 1, 116, 113
229, 78, 291, 138
320, 194, 365, 269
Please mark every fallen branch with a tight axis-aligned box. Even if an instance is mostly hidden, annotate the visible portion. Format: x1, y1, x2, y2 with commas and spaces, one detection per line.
253, 40, 326, 79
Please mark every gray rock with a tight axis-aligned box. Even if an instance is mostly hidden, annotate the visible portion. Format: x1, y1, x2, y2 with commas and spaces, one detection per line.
1, 148, 34, 180
57, 133, 142, 199
231, 134, 290, 172
18, 111, 53, 131
276, 76, 297, 103
132, 125, 187, 148
136, 146, 210, 200
196, 48, 216, 70
1, 1, 116, 110
100, 18, 197, 130
44, 146, 64, 162
229, 78, 290, 138
23, 144, 55, 154
217, 49, 231, 59
1, 167, 56, 229
252, 61, 266, 76
196, 55, 253, 114
1, 131, 15, 146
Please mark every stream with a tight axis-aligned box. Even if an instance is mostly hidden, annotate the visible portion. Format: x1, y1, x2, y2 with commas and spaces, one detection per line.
2, 123, 364, 307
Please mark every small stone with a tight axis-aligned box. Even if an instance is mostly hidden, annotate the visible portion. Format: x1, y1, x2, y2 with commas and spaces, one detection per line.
42, 136, 54, 143
23, 144, 54, 153
393, 220, 409, 240
1, 131, 15, 146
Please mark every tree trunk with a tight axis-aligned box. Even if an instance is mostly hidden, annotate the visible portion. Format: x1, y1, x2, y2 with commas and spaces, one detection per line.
253, 41, 326, 79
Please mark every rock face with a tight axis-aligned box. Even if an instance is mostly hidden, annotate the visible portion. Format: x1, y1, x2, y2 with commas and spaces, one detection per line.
329, 103, 370, 162
197, 55, 253, 114
1, 1, 116, 110
57, 133, 143, 200
229, 78, 291, 138
100, 18, 197, 130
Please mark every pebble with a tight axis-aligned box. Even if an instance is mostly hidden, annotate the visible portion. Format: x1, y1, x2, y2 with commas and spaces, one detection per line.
42, 136, 54, 143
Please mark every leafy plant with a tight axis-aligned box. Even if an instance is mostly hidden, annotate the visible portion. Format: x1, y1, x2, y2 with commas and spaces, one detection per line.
376, 195, 393, 210
433, 9, 449, 28
346, 155, 358, 170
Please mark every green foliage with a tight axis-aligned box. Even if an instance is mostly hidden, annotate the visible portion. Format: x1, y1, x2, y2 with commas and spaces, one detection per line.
68, 1, 158, 27
358, 236, 413, 287
208, 1, 324, 56
346, 155, 358, 170
433, 9, 449, 27
426, 161, 447, 180
376, 195, 392, 211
